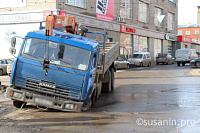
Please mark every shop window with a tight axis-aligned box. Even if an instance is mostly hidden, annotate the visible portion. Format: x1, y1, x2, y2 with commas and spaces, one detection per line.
66, 0, 86, 8
138, 1, 149, 23
154, 39, 162, 60
138, 36, 148, 52
154, 7, 163, 27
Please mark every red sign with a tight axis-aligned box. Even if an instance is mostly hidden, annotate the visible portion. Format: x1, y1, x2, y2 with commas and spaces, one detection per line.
177, 36, 192, 43
120, 24, 125, 33
96, 0, 114, 21
43, 10, 53, 21
59, 10, 67, 16
126, 27, 136, 33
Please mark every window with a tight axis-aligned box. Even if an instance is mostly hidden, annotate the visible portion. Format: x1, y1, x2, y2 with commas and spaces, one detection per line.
138, 1, 149, 23
167, 12, 175, 30
178, 30, 182, 35
194, 30, 199, 35
185, 30, 190, 35
66, 0, 86, 8
154, 7, 163, 27
169, 0, 174, 2
120, 0, 133, 19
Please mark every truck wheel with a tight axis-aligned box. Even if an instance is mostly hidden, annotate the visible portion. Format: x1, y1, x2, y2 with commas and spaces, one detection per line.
177, 62, 180, 66
196, 62, 200, 68
101, 70, 111, 93
182, 63, 185, 66
0, 69, 3, 76
110, 68, 115, 91
13, 100, 26, 108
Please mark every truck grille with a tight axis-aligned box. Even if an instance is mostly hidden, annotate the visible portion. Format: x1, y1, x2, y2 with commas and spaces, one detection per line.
26, 80, 70, 98
15, 73, 81, 100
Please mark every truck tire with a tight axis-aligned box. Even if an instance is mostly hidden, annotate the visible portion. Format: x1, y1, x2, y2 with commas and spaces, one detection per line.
101, 70, 111, 93
13, 100, 25, 108
177, 62, 180, 66
182, 62, 185, 66
110, 68, 115, 91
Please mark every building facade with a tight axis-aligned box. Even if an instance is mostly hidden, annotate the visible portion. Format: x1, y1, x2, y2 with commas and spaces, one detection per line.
0, 0, 178, 60
178, 26, 200, 51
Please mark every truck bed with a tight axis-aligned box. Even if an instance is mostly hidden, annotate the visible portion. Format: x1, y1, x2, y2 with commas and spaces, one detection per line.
98, 42, 119, 75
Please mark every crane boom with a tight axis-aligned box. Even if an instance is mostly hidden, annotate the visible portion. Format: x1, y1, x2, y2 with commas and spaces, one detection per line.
45, 14, 77, 36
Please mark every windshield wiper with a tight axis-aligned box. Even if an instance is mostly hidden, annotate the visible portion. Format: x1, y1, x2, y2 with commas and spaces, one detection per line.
50, 59, 76, 74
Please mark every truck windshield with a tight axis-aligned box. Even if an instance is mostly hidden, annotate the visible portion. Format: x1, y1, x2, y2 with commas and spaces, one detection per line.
21, 38, 91, 71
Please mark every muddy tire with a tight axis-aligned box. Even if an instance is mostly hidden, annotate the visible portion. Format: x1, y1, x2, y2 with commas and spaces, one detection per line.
101, 70, 111, 93
13, 100, 25, 108
110, 68, 115, 91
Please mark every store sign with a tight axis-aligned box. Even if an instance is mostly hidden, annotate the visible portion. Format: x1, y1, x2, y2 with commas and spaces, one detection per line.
96, 0, 114, 21
0, 0, 26, 8
0, 12, 44, 24
59, 10, 67, 16
67, 12, 120, 31
164, 34, 175, 41
120, 24, 125, 33
126, 27, 136, 33
177, 36, 192, 43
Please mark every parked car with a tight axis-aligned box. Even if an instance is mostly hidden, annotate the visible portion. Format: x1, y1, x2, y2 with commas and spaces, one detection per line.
175, 49, 198, 66
128, 52, 151, 67
114, 56, 130, 70
190, 58, 200, 67
0, 58, 14, 76
156, 53, 175, 65
7, 60, 14, 76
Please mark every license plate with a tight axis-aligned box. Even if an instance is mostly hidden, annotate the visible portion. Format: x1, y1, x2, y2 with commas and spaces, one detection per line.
34, 97, 53, 106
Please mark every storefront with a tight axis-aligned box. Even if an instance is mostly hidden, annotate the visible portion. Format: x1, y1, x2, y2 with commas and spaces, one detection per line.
177, 36, 192, 49
164, 34, 176, 57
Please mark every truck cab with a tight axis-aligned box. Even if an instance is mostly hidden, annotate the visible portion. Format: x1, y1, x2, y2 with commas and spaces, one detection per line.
6, 29, 100, 112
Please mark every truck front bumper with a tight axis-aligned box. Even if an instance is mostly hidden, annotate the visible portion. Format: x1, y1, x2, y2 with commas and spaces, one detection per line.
5, 87, 83, 112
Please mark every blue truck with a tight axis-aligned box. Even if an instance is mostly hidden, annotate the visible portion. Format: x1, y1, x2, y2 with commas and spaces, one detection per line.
5, 15, 119, 112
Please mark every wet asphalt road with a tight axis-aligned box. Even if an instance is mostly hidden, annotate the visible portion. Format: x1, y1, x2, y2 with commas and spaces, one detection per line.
1, 64, 200, 133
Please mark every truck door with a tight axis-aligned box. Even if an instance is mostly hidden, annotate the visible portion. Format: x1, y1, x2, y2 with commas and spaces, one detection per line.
88, 53, 97, 92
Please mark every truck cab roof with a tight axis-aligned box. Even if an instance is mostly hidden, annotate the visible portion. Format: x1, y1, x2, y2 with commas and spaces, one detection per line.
26, 29, 99, 51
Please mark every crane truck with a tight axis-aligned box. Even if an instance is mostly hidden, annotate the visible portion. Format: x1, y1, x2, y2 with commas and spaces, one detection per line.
5, 14, 119, 112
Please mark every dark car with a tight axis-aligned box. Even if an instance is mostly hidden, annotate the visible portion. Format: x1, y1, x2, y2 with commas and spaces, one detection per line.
156, 53, 175, 65
190, 58, 200, 67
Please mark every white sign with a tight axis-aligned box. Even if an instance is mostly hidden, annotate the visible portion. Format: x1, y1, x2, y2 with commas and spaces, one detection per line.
0, 0, 26, 8
157, 15, 165, 23
0, 12, 43, 24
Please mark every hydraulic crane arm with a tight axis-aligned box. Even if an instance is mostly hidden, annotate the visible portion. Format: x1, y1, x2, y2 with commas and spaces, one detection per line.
45, 14, 77, 36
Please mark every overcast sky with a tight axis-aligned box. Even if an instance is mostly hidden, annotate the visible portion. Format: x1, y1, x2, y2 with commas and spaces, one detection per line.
178, 0, 200, 25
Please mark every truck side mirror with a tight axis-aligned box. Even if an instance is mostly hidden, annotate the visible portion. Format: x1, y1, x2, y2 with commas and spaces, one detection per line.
11, 37, 16, 48
9, 47, 16, 55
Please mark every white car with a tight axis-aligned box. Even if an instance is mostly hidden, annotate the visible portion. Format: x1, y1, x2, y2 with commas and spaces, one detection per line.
128, 52, 151, 67
175, 49, 198, 66
114, 56, 130, 70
